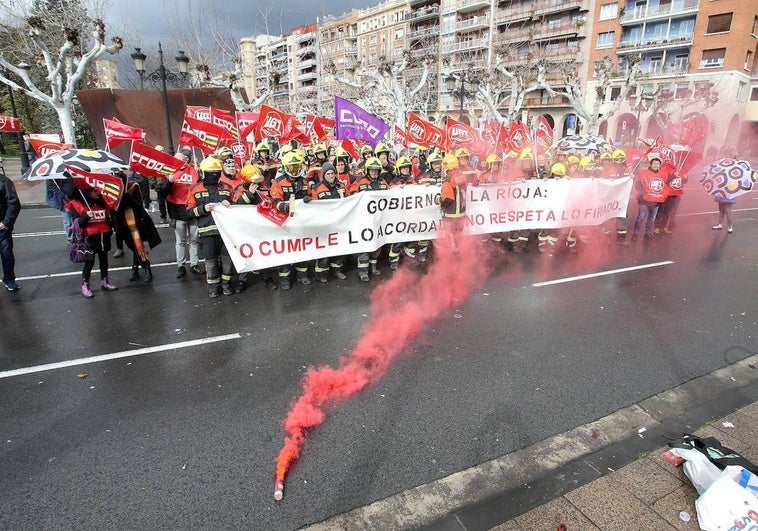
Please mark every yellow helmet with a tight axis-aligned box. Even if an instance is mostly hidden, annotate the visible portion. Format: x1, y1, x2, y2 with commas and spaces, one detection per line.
360, 145, 373, 155
365, 157, 383, 171
278, 144, 293, 158
335, 147, 351, 161
426, 152, 443, 164
214, 146, 234, 160
442, 154, 459, 171
199, 157, 223, 181
612, 149, 627, 162
374, 142, 392, 156
255, 140, 271, 153
599, 152, 613, 161
485, 153, 503, 165
395, 156, 412, 170
240, 164, 263, 184
567, 155, 580, 166
551, 163, 567, 177
579, 155, 596, 170
519, 147, 534, 160
313, 143, 327, 155
454, 147, 471, 158
281, 151, 303, 177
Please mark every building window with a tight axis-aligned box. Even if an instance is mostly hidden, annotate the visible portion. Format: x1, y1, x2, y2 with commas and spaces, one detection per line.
599, 2, 618, 21
672, 54, 689, 72
700, 48, 725, 68
610, 86, 622, 100
597, 31, 615, 49
750, 87, 758, 101
706, 13, 733, 34
745, 50, 754, 71
753, 16, 758, 36
674, 82, 689, 99
737, 82, 747, 102
547, 16, 562, 28
395, 28, 404, 40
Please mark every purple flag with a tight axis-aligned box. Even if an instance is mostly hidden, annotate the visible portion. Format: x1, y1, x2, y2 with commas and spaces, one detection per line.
334, 96, 390, 147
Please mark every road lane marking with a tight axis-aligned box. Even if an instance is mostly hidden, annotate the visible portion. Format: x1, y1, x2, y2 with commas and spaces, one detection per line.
532, 261, 674, 287
14, 230, 66, 237
0, 333, 242, 379
17, 261, 178, 281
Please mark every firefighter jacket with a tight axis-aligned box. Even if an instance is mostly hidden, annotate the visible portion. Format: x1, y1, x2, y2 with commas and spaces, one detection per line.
253, 156, 279, 186
441, 170, 467, 218
416, 169, 443, 186
388, 172, 415, 187
350, 174, 389, 195
314, 179, 344, 200
270, 175, 310, 205
186, 182, 233, 237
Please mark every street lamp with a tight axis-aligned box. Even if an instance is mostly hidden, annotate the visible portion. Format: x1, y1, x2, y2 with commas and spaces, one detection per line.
627, 90, 654, 142
445, 73, 479, 124
130, 43, 190, 155
2, 65, 31, 173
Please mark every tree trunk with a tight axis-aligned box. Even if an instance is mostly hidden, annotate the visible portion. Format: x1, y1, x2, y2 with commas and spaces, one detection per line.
56, 104, 76, 147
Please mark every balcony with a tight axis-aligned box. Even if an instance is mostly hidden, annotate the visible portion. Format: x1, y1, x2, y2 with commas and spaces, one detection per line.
493, 24, 533, 43
447, 0, 491, 14
448, 58, 489, 71
297, 71, 317, 82
617, 33, 694, 54
299, 58, 317, 69
296, 44, 316, 56
405, 5, 440, 23
410, 25, 440, 39
523, 95, 571, 107
621, 0, 699, 25
532, 0, 586, 17
532, 20, 583, 42
455, 15, 491, 33
441, 37, 489, 54
410, 44, 439, 58
495, 4, 533, 24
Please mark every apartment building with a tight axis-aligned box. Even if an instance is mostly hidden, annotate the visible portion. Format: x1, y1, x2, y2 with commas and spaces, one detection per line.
288, 24, 320, 113
587, 0, 758, 155
319, 12, 360, 114
239, 34, 291, 112
406, 0, 442, 114
357, 0, 410, 69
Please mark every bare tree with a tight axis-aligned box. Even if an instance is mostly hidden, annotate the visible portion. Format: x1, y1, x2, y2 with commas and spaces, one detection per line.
551, 54, 642, 135
0, 0, 122, 146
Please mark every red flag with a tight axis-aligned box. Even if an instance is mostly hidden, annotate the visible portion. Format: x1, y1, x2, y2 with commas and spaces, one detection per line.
210, 108, 239, 139
0, 115, 20, 133
445, 117, 482, 152
66, 166, 124, 210
535, 116, 554, 153
509, 122, 531, 151
680, 121, 707, 147
256, 194, 289, 226
394, 126, 408, 148
304, 114, 329, 143
179, 115, 230, 155
236, 111, 259, 141
406, 112, 445, 150
103, 118, 144, 149
28, 138, 72, 157
484, 119, 510, 153
185, 106, 212, 122
340, 140, 360, 160
129, 141, 185, 178
256, 105, 290, 141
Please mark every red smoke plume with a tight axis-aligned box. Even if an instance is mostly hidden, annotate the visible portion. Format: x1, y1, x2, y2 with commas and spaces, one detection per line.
274, 232, 492, 495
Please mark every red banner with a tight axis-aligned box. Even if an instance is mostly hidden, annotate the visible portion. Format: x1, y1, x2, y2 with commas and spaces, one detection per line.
394, 126, 408, 147
129, 141, 186, 178
0, 115, 20, 133
236, 111, 259, 141
304, 114, 329, 143
535, 116, 554, 153
179, 115, 230, 155
185, 106, 212, 122
483, 120, 510, 153
445, 117, 482, 152
66, 166, 124, 210
340, 140, 360, 160
104, 117, 144, 149
406, 113, 445, 150
509, 122, 531, 151
256, 105, 290, 141
211, 108, 239, 139
28, 138, 72, 157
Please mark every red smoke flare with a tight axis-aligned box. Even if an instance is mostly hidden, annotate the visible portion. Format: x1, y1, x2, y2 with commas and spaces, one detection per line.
274, 232, 492, 495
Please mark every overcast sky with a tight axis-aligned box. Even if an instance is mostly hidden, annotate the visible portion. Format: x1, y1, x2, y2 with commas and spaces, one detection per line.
109, 0, 377, 45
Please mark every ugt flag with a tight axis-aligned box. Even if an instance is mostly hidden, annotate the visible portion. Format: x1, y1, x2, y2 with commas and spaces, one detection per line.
334, 96, 389, 147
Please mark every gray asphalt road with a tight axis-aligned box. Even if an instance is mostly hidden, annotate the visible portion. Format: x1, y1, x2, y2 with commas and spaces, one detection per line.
1, 185, 755, 530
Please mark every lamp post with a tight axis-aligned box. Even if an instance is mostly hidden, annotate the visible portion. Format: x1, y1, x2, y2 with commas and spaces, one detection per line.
2, 65, 31, 173
627, 91, 653, 143
130, 43, 190, 155
445, 73, 479, 125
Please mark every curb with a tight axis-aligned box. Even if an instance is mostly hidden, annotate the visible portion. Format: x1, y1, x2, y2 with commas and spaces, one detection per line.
305, 354, 758, 530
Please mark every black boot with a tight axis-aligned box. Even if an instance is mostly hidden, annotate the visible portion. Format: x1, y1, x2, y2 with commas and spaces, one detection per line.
129, 266, 139, 282
143, 264, 153, 283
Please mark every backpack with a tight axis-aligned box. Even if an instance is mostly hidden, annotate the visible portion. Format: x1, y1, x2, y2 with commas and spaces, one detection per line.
69, 218, 94, 263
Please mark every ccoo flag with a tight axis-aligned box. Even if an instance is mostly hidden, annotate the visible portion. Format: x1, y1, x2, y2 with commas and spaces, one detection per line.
334, 96, 389, 147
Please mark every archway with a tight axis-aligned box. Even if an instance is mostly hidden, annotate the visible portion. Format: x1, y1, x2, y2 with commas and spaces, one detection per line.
562, 114, 579, 136
614, 113, 638, 146
724, 114, 740, 149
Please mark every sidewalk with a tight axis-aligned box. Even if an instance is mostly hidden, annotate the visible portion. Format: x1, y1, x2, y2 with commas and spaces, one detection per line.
1, 157, 47, 207
490, 401, 758, 530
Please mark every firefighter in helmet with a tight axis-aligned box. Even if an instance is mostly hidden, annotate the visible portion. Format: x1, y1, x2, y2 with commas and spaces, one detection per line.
350, 157, 388, 281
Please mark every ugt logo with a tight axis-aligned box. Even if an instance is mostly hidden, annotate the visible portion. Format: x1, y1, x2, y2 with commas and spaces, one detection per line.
260, 114, 283, 137
339, 109, 381, 140
449, 125, 473, 145
408, 120, 425, 141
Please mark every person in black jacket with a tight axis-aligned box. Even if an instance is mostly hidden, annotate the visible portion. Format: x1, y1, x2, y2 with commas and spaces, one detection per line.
0, 172, 22, 291
114, 172, 161, 283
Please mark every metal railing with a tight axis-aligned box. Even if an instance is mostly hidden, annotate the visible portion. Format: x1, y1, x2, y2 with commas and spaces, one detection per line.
621, 0, 699, 22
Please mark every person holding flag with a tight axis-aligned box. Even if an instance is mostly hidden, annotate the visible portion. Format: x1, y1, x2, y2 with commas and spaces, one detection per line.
114, 172, 161, 283
631, 153, 668, 242
64, 182, 118, 298
164, 148, 202, 279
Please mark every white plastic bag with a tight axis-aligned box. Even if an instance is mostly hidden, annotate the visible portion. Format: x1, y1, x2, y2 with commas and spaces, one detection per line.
695, 466, 758, 531
669, 447, 722, 495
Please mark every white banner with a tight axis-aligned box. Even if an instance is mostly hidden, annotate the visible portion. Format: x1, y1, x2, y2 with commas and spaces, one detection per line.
214, 178, 633, 272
